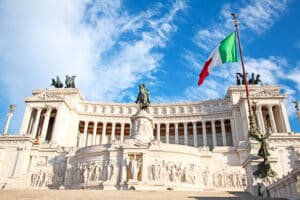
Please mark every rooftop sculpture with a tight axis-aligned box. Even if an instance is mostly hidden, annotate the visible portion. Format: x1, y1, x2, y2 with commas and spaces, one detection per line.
236, 72, 262, 85
51, 75, 76, 88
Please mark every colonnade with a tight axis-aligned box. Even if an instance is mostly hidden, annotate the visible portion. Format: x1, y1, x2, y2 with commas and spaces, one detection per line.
19, 102, 289, 147
78, 119, 234, 148
77, 121, 131, 147
254, 104, 289, 134
21, 107, 57, 143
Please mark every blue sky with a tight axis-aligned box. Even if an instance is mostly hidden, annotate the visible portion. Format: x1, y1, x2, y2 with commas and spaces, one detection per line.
0, 0, 300, 134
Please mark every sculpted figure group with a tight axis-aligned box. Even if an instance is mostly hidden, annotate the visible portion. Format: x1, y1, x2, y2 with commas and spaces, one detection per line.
235, 72, 262, 85
148, 159, 246, 189
31, 170, 53, 187
74, 160, 120, 184
51, 75, 76, 88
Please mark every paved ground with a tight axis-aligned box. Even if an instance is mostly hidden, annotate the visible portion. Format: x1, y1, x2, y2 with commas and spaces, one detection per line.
0, 190, 287, 200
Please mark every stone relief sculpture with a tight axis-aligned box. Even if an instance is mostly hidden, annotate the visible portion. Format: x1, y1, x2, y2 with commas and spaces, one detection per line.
94, 164, 102, 181
30, 170, 53, 187
111, 160, 119, 181
151, 159, 161, 181
52, 162, 67, 188
73, 160, 120, 185
202, 167, 210, 186
148, 160, 202, 185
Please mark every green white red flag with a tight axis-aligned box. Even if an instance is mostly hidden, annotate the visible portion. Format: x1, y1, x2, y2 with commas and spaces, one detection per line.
197, 32, 238, 86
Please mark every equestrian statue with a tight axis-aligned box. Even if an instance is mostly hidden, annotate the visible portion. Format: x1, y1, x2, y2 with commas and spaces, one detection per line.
135, 83, 151, 110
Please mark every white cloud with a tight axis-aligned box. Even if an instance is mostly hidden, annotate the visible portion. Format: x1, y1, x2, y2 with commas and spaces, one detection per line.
238, 0, 287, 33
183, 56, 292, 100
0, 0, 187, 132
193, 0, 288, 52
286, 64, 300, 92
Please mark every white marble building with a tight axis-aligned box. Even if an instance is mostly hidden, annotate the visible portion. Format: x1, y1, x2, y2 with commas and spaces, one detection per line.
0, 84, 300, 196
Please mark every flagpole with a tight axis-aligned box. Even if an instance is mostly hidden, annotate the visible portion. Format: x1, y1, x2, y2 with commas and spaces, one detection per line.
231, 13, 276, 183
231, 13, 253, 118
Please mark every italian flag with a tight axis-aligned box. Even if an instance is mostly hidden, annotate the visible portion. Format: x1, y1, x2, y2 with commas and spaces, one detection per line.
197, 32, 238, 86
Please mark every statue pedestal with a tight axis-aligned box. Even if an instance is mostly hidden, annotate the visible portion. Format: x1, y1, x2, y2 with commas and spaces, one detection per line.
130, 110, 154, 143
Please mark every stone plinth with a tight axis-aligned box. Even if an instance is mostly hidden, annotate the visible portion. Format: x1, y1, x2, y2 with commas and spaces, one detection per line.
130, 110, 154, 143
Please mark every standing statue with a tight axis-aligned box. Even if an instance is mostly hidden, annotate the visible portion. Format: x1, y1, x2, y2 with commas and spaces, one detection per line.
65, 75, 76, 88
235, 73, 248, 85
51, 76, 63, 88
249, 73, 256, 84
255, 74, 262, 85
235, 73, 241, 85
250, 130, 276, 178
135, 83, 150, 110
293, 100, 299, 111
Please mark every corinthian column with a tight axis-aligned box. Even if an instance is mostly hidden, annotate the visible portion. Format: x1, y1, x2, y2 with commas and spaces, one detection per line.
193, 122, 198, 147
221, 119, 227, 146
40, 107, 52, 142
212, 120, 217, 147
268, 105, 277, 133
82, 121, 88, 147
101, 122, 107, 144
120, 123, 125, 143
256, 105, 265, 133
184, 122, 188, 145
32, 108, 42, 139
156, 123, 161, 141
111, 122, 116, 142
202, 121, 207, 146
3, 104, 16, 135
175, 123, 179, 144
166, 123, 170, 144
92, 121, 97, 145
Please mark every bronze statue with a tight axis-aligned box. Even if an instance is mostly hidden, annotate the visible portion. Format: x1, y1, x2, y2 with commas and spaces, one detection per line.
255, 74, 262, 85
236, 72, 263, 85
236, 73, 248, 85
250, 128, 277, 178
51, 76, 63, 88
135, 83, 150, 110
293, 100, 299, 111
65, 75, 76, 88
249, 73, 256, 84
235, 73, 241, 85
253, 157, 277, 178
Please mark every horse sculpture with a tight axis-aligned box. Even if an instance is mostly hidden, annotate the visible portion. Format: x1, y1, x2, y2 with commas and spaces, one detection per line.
65, 75, 76, 88
135, 83, 150, 110
51, 76, 63, 88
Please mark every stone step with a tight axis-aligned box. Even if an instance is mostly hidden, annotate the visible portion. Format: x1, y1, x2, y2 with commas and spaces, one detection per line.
0, 190, 288, 200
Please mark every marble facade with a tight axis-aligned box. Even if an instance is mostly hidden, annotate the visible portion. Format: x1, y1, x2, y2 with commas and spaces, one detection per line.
0, 84, 300, 196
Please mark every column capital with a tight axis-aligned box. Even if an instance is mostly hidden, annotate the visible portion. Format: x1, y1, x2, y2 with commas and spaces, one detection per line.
36, 107, 43, 111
